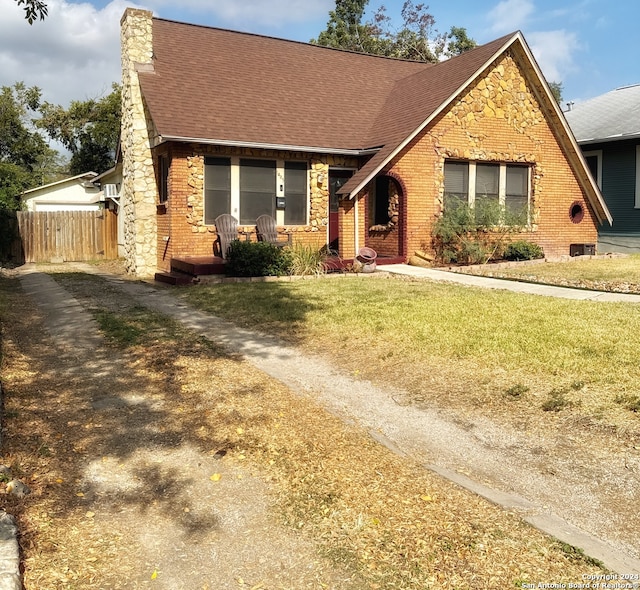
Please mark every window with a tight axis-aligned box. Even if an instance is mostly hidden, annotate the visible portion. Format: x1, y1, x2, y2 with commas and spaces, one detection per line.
636, 146, 640, 209
583, 150, 602, 189
158, 155, 169, 203
204, 157, 231, 225
284, 161, 308, 225
443, 160, 531, 224
240, 159, 276, 223
204, 157, 308, 225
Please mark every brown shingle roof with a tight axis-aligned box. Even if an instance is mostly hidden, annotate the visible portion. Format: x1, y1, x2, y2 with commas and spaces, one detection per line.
139, 19, 430, 150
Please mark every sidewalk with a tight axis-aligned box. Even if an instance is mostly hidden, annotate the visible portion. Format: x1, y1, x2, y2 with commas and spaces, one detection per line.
383, 264, 640, 302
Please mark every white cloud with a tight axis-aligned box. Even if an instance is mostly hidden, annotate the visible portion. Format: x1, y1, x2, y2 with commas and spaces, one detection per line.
527, 30, 580, 83
487, 0, 535, 34
0, 0, 134, 106
0, 0, 333, 109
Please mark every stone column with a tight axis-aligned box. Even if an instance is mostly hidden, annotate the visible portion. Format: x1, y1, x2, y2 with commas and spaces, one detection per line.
120, 8, 157, 276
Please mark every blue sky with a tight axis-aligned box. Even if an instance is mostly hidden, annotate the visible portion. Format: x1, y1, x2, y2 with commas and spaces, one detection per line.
0, 0, 637, 109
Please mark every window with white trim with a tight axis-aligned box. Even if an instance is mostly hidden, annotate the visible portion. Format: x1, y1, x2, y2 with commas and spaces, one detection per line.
583, 150, 602, 189
204, 157, 308, 225
635, 145, 640, 209
444, 160, 531, 224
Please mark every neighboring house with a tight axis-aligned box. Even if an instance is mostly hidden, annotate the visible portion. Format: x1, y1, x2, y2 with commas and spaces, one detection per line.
119, 9, 611, 277
23, 172, 101, 211
565, 84, 640, 253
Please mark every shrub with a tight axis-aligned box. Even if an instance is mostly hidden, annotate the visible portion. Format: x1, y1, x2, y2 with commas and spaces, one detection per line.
225, 240, 292, 277
289, 244, 328, 276
432, 200, 528, 265
504, 240, 544, 261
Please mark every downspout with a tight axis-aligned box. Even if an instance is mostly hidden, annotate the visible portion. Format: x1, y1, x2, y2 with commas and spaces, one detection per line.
354, 194, 359, 259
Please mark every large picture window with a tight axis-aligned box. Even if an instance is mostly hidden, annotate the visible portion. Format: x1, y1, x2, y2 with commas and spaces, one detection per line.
444, 160, 531, 224
204, 157, 308, 225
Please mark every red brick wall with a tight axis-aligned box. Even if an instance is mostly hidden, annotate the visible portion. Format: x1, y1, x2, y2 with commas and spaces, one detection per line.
384, 51, 598, 260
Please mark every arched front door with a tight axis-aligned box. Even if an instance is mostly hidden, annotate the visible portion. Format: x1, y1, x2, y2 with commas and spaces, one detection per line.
367, 175, 404, 260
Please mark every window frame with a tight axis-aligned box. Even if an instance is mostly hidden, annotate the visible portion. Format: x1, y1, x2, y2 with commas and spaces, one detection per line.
157, 154, 169, 204
204, 156, 309, 226
583, 149, 603, 190
443, 160, 532, 225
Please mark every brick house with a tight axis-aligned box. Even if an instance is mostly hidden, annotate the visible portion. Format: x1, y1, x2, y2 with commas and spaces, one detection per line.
119, 8, 610, 277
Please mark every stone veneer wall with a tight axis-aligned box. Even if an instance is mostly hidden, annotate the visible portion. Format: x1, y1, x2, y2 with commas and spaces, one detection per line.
155, 143, 359, 272
386, 49, 598, 260
120, 9, 158, 276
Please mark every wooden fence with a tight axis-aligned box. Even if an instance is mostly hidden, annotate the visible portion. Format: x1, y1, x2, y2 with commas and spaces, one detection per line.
12, 210, 118, 264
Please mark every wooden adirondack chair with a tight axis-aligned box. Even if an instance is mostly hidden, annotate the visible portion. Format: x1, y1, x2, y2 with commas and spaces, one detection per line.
214, 214, 240, 259
255, 215, 292, 248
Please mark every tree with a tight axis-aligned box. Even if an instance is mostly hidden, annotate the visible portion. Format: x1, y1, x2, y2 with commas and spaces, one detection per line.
15, 0, 47, 24
38, 84, 121, 176
312, 0, 476, 63
0, 83, 58, 210
548, 81, 563, 105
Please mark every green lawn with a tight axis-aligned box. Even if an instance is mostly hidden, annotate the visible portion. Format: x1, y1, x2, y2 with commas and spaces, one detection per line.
182, 274, 640, 431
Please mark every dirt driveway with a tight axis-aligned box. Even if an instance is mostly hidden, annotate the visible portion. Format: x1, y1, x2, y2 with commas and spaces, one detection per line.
2, 263, 640, 588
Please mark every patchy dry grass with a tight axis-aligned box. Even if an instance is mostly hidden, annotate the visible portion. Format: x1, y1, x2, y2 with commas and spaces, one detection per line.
181, 275, 640, 444
0, 269, 609, 589
466, 253, 640, 293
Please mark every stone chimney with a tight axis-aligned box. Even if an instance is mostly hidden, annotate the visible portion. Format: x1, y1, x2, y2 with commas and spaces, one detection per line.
120, 8, 157, 277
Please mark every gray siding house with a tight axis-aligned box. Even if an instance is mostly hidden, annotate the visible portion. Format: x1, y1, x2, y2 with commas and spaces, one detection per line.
565, 84, 640, 252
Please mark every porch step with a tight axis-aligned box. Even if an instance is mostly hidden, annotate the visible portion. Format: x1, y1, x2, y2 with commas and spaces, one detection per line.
154, 271, 196, 286
171, 256, 226, 276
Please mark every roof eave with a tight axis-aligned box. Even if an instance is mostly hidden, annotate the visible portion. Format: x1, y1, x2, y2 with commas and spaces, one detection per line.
159, 135, 381, 157
577, 132, 640, 146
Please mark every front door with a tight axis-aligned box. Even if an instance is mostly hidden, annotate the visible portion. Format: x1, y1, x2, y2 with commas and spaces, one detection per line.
328, 169, 354, 253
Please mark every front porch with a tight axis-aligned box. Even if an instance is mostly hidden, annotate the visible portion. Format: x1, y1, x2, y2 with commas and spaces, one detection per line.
154, 253, 406, 285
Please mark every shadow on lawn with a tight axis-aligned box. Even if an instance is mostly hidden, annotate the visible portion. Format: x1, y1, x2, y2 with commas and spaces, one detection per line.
0, 271, 282, 548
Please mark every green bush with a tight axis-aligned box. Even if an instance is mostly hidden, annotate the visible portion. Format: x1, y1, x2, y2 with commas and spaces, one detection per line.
432, 200, 528, 265
504, 240, 544, 261
225, 240, 292, 277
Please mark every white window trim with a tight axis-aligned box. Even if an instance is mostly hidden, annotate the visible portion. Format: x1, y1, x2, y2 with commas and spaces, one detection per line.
206, 157, 309, 226
583, 149, 603, 190
636, 146, 640, 209
448, 161, 531, 222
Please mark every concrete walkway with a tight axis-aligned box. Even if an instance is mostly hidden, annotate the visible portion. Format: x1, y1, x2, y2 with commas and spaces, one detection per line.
383, 264, 640, 302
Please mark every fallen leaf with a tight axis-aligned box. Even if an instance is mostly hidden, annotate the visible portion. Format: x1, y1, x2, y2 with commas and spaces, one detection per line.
85, 511, 95, 518
236, 427, 244, 435
210, 473, 222, 482
75, 492, 84, 497
421, 495, 433, 502
151, 569, 158, 580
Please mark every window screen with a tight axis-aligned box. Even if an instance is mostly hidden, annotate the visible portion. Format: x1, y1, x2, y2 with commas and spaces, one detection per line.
444, 161, 469, 209
284, 161, 307, 225
239, 159, 275, 224
204, 157, 231, 225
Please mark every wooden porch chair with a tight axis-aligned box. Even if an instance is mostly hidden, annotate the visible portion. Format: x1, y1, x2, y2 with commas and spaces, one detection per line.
214, 214, 240, 259
255, 215, 292, 248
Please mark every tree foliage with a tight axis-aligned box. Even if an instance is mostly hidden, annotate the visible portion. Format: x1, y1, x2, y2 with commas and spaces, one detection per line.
311, 0, 476, 62
15, 0, 48, 24
548, 81, 563, 105
38, 83, 121, 176
0, 83, 60, 210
